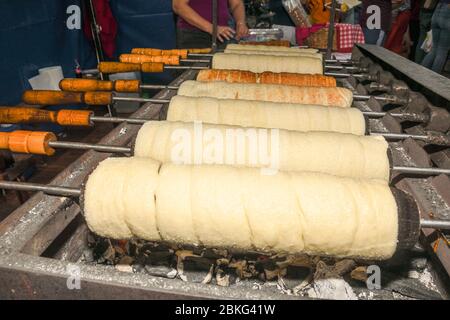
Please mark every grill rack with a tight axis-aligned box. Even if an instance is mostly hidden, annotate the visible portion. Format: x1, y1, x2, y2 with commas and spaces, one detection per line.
0, 45, 449, 299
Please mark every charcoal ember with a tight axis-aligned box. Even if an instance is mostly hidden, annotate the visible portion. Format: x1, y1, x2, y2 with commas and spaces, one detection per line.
216, 258, 230, 266
183, 256, 215, 271
145, 265, 177, 279
264, 266, 287, 281
381, 114, 402, 133
382, 271, 442, 300
215, 269, 230, 287
228, 259, 258, 279
211, 248, 229, 257
255, 256, 275, 272
115, 264, 133, 273
313, 259, 356, 280
350, 266, 368, 282
118, 255, 134, 266
146, 251, 175, 266
277, 255, 314, 269
202, 248, 227, 260
132, 263, 145, 273
409, 258, 428, 271
306, 278, 358, 300
87, 233, 96, 247
127, 239, 142, 257
82, 249, 94, 263
113, 244, 126, 257
94, 239, 116, 265
402, 138, 432, 167
286, 265, 311, 279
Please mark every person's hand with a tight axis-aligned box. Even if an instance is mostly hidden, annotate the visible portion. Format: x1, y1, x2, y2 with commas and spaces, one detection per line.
235, 22, 249, 41
211, 25, 236, 42
401, 30, 413, 57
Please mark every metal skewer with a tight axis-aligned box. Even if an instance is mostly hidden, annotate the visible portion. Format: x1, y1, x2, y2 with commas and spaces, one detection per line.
0, 181, 448, 230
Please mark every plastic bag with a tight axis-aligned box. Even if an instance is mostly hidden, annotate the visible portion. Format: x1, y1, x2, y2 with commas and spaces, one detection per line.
282, 0, 312, 28
421, 30, 433, 53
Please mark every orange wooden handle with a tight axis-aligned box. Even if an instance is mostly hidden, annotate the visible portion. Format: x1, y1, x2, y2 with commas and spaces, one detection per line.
0, 107, 56, 124
0, 107, 93, 126
83, 92, 113, 105
114, 80, 141, 93
141, 62, 165, 73
60, 79, 114, 92
22, 90, 112, 105
188, 48, 212, 54
0, 130, 56, 155
98, 62, 141, 74
22, 90, 83, 105
131, 48, 163, 56
56, 110, 93, 126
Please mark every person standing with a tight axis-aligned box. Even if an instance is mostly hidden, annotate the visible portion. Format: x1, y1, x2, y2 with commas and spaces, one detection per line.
415, 0, 438, 63
421, 0, 450, 73
173, 0, 249, 49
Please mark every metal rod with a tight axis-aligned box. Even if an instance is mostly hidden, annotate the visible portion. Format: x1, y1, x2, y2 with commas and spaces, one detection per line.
112, 96, 171, 104
363, 111, 429, 123
392, 166, 450, 176
354, 94, 407, 105
420, 219, 450, 230
325, 72, 375, 81
140, 84, 179, 90
325, 65, 366, 72
372, 132, 430, 141
84, 0, 114, 117
90, 115, 148, 125
180, 59, 211, 64
0, 181, 81, 197
164, 65, 209, 70
326, 0, 337, 59
212, 0, 218, 52
48, 141, 131, 154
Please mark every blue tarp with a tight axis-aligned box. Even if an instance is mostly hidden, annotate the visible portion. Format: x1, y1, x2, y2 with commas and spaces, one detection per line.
0, 0, 177, 106
0, 0, 96, 106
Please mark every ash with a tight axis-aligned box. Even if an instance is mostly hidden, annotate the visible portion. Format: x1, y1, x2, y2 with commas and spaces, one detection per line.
82, 234, 444, 300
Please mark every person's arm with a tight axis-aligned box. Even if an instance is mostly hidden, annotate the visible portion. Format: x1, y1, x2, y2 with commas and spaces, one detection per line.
228, 0, 249, 40
173, 0, 235, 42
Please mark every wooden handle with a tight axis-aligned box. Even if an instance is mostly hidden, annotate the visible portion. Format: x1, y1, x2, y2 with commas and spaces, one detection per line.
60, 79, 114, 92
98, 62, 141, 74
188, 48, 212, 54
114, 80, 141, 93
0, 107, 93, 126
131, 48, 163, 56
141, 62, 165, 73
0, 130, 56, 155
83, 92, 113, 105
22, 90, 112, 106
120, 54, 180, 65
56, 110, 93, 126
0, 107, 57, 124
22, 90, 83, 105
